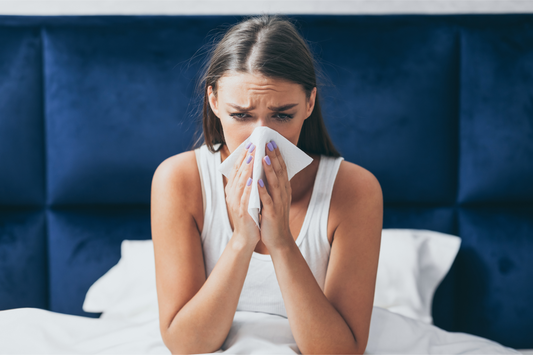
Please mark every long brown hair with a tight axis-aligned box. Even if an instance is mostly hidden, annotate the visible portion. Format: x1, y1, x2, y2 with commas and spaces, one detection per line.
195, 15, 340, 157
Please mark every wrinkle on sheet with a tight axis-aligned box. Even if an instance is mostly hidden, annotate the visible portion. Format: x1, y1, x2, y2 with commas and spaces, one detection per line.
0, 307, 519, 354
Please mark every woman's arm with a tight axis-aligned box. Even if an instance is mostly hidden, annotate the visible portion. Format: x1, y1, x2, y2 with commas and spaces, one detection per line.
258, 147, 383, 354
151, 150, 259, 354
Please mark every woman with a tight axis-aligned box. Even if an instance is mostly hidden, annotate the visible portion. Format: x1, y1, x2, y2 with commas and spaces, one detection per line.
151, 15, 383, 354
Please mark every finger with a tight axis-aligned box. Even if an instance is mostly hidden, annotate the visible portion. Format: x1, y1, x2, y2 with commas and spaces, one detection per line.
265, 141, 285, 183
229, 144, 254, 191
227, 147, 249, 191
257, 178, 273, 211
227, 154, 253, 213
262, 152, 281, 201
272, 141, 288, 181
240, 175, 254, 213
234, 147, 255, 201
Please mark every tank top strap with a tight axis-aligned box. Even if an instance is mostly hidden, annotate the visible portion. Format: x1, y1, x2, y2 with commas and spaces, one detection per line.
194, 144, 229, 243
305, 155, 344, 245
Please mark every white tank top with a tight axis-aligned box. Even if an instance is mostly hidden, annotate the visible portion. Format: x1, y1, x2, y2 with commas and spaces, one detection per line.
195, 144, 344, 318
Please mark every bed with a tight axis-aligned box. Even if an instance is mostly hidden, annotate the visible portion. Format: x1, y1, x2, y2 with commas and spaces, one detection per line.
0, 14, 532, 354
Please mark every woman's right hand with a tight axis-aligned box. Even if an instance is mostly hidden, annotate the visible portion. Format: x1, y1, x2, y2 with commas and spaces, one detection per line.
224, 143, 260, 248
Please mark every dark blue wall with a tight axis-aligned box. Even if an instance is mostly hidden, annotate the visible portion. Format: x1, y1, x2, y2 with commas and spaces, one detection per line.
0, 15, 532, 349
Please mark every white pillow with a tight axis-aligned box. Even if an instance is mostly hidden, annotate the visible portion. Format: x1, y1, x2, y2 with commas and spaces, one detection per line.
83, 229, 460, 324
83, 240, 159, 323
374, 229, 461, 324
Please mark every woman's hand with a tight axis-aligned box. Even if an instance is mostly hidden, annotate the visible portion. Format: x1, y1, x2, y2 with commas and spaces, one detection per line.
257, 140, 294, 251
225, 143, 261, 248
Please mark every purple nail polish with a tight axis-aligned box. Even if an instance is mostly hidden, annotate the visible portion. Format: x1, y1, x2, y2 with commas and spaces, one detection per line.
246, 155, 253, 164
247, 177, 253, 186
245, 142, 252, 149
264, 156, 271, 166
248, 144, 255, 153
271, 140, 277, 149
258, 179, 264, 188
267, 142, 274, 152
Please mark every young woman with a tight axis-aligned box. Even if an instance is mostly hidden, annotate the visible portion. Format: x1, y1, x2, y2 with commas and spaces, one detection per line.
151, 15, 383, 354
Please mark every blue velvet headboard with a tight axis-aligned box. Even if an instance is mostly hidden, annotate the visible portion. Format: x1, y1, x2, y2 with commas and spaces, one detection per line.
0, 14, 532, 349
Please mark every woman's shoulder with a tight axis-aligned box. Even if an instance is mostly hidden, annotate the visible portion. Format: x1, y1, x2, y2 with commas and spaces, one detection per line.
329, 159, 383, 233
335, 160, 381, 196
152, 150, 203, 226
153, 150, 199, 187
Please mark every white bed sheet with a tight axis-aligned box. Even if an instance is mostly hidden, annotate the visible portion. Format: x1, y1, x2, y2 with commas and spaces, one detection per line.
0, 306, 520, 354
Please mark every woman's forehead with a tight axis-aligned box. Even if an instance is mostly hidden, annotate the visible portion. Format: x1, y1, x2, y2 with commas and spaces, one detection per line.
217, 72, 305, 99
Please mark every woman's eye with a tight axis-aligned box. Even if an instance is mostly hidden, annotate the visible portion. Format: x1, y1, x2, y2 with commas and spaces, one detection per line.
274, 113, 294, 121
229, 112, 294, 121
230, 113, 249, 120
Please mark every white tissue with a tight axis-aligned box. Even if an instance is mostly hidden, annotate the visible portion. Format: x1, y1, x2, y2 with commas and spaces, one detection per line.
219, 127, 313, 229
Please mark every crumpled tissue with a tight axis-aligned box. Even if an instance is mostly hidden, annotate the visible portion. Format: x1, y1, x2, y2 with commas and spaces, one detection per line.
219, 126, 313, 228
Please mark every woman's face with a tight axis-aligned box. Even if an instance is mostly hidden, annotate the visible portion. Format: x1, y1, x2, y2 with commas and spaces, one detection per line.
208, 72, 317, 154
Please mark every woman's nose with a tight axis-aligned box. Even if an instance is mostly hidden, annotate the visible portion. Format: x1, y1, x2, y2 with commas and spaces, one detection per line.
253, 118, 270, 129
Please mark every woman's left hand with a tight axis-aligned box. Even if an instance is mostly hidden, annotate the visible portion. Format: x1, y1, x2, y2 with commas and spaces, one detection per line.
257, 140, 294, 251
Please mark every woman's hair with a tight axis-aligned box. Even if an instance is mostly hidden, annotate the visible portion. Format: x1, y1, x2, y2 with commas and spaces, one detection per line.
196, 14, 340, 157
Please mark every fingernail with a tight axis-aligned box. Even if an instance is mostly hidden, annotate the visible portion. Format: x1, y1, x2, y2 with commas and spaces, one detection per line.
258, 179, 264, 188
245, 142, 252, 149
246, 155, 253, 164
248, 144, 255, 153
247, 177, 253, 186
271, 140, 277, 149
264, 156, 271, 166
267, 142, 274, 152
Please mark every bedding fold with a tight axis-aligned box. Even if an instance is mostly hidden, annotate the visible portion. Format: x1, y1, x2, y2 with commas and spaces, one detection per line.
0, 306, 519, 354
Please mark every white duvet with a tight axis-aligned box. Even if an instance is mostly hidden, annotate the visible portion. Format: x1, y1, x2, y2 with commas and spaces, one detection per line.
0, 306, 519, 354
0, 232, 522, 354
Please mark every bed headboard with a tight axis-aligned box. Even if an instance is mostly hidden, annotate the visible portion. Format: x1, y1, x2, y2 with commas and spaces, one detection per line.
0, 14, 532, 349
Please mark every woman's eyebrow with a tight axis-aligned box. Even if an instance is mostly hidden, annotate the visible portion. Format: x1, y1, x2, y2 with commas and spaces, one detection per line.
227, 103, 298, 111
227, 103, 255, 111
269, 103, 298, 111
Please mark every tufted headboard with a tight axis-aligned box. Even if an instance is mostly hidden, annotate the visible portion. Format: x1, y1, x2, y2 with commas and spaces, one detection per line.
0, 14, 532, 349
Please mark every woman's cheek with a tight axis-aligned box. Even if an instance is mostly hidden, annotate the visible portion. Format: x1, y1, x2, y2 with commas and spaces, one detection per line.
225, 135, 249, 153
220, 123, 240, 152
